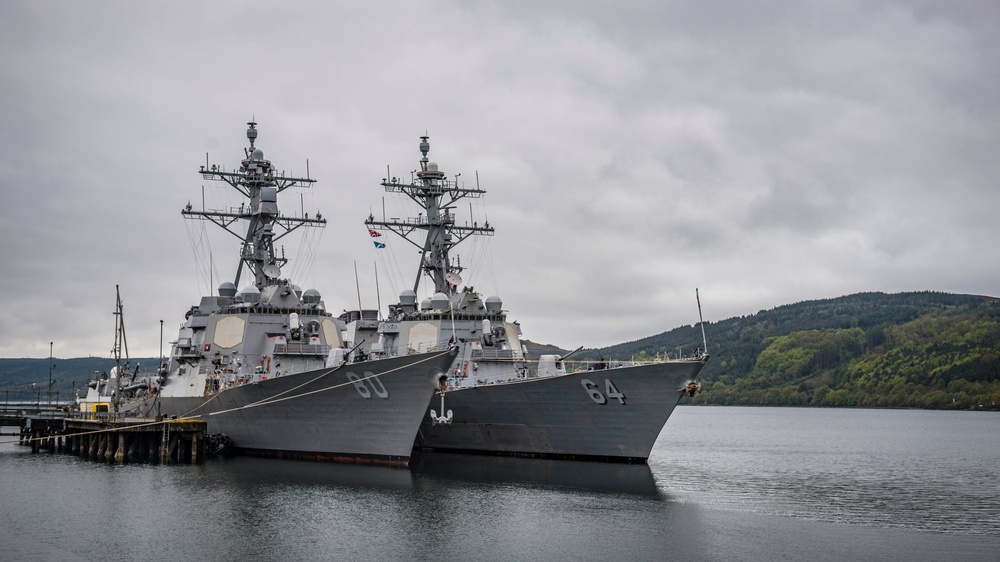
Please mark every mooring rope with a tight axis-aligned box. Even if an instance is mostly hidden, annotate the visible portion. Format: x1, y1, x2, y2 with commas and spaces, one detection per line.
191, 347, 454, 417
0, 417, 195, 446
1, 348, 455, 447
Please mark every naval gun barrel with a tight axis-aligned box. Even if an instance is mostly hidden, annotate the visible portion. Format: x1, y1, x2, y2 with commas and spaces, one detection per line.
559, 346, 585, 362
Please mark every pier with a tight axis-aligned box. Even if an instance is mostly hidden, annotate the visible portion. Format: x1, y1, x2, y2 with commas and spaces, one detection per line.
2, 406, 207, 464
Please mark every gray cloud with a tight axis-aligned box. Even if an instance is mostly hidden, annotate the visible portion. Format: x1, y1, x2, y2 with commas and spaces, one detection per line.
1, 0, 997, 359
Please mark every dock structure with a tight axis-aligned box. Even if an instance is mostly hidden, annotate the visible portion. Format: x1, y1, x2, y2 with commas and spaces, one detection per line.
6, 411, 207, 464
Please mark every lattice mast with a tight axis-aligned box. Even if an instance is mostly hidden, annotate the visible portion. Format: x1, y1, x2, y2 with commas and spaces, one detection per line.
184, 122, 326, 289
365, 136, 494, 294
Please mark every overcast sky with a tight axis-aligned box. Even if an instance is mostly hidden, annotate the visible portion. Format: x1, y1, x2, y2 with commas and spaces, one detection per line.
1, 1, 997, 360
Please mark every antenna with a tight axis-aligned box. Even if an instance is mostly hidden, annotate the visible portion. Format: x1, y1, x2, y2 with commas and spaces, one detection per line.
374, 262, 382, 321
354, 261, 363, 314
445, 272, 462, 346
696, 288, 708, 354
47, 342, 54, 398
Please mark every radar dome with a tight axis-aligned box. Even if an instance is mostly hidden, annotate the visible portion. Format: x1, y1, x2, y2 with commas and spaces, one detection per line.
485, 295, 503, 313
292, 284, 303, 299
427, 162, 439, 172
252, 148, 264, 160
420, 297, 432, 311
240, 285, 261, 303
302, 288, 322, 304
218, 282, 237, 298
399, 289, 417, 306
431, 292, 450, 311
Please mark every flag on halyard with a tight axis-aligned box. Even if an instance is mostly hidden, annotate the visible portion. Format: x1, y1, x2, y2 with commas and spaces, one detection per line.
369, 230, 382, 237
373, 241, 386, 249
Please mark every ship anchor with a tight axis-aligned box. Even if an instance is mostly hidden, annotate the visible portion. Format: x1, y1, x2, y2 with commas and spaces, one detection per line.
429, 375, 453, 425
679, 381, 702, 397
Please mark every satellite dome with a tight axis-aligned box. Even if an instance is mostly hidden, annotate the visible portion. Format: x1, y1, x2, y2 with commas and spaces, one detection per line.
240, 285, 260, 303
485, 295, 503, 313
252, 148, 264, 160
302, 288, 321, 304
292, 284, 303, 299
218, 281, 237, 297
427, 162, 439, 172
431, 292, 450, 311
420, 297, 432, 311
399, 289, 417, 306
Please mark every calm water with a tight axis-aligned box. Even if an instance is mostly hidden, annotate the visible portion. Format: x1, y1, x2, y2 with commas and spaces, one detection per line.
1, 407, 997, 561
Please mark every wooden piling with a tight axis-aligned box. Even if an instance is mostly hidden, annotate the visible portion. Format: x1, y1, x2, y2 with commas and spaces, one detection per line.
13, 414, 205, 465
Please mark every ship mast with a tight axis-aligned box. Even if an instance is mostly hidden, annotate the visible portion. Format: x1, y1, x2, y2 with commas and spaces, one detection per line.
184, 122, 326, 289
366, 136, 494, 294
111, 284, 128, 414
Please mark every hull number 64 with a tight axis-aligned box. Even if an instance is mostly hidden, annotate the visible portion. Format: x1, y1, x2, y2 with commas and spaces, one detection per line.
581, 379, 626, 405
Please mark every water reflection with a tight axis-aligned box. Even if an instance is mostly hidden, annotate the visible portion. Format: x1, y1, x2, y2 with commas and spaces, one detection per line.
205, 454, 414, 490
410, 451, 662, 498
5, 409, 998, 560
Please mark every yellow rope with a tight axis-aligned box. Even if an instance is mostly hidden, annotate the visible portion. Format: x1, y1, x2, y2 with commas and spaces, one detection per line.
1, 417, 195, 446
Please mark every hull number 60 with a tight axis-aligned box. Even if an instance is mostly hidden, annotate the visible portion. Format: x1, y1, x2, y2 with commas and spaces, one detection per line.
347, 371, 389, 399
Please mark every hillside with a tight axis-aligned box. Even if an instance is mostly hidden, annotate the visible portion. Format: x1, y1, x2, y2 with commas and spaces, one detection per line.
3, 291, 998, 409
0, 356, 159, 402
585, 291, 1000, 410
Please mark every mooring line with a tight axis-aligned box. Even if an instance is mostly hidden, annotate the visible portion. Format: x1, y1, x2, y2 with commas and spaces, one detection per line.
2, 348, 455, 445
199, 348, 454, 417
0, 417, 195, 446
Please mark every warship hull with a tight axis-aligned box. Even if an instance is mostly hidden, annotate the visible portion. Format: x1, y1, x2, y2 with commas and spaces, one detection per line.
415, 360, 706, 461
155, 349, 456, 466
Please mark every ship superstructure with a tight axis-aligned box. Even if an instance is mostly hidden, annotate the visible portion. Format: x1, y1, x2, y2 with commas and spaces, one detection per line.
127, 123, 456, 466
345, 136, 708, 461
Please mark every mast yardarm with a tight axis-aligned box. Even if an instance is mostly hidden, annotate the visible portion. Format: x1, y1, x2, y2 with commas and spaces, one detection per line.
184, 122, 325, 289
366, 136, 494, 294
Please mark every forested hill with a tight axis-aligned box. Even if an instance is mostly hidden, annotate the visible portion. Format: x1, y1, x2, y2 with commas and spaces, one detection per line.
0, 356, 159, 401
583, 291, 1000, 410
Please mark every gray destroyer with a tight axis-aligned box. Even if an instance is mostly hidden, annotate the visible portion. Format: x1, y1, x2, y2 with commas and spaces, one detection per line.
343, 136, 708, 462
113, 123, 456, 466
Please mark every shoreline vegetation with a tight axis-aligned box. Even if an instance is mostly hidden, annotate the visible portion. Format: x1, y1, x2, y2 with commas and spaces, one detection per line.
583, 291, 1000, 411
3, 291, 998, 411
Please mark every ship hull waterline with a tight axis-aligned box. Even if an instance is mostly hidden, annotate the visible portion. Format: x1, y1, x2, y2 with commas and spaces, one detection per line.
154, 349, 457, 467
415, 359, 706, 462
